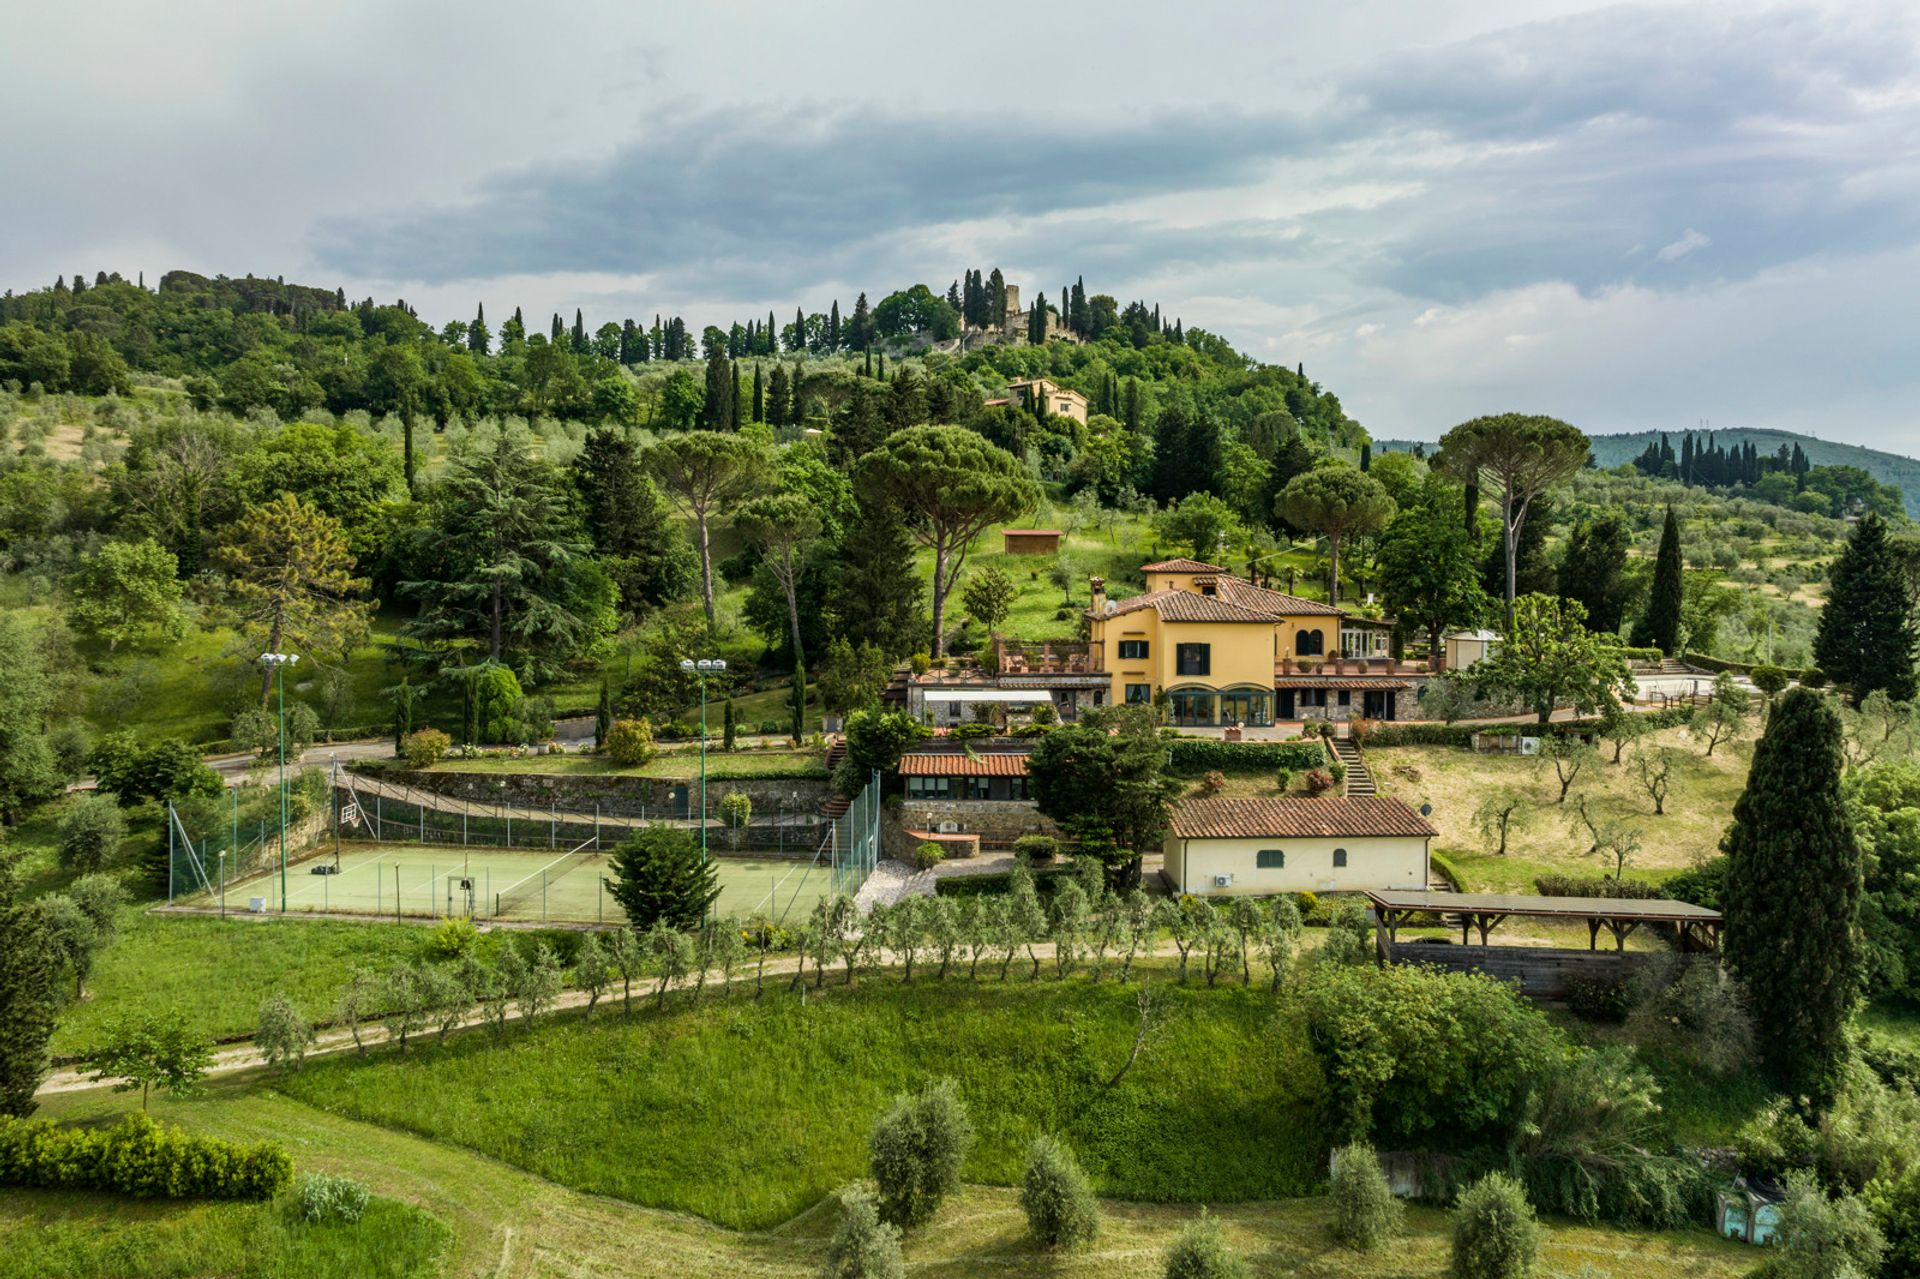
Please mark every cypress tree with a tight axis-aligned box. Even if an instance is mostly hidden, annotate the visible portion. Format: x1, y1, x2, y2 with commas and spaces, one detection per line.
790, 361, 804, 423
767, 366, 789, 428
876, 351, 885, 379
595, 675, 612, 751
1556, 512, 1633, 635
751, 363, 764, 423
793, 306, 806, 353
730, 361, 743, 431
0, 857, 58, 1116
723, 697, 736, 751
1814, 512, 1918, 702
1723, 688, 1863, 1107
1632, 507, 1685, 655
469, 302, 490, 354
551, 312, 565, 341
701, 346, 732, 429
830, 498, 926, 660
571, 308, 587, 353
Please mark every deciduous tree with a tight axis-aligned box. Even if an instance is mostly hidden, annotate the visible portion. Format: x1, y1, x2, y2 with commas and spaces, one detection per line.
66, 538, 184, 654
1471, 594, 1632, 725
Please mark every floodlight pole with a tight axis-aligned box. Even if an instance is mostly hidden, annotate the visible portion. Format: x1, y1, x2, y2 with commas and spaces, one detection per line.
681, 657, 726, 863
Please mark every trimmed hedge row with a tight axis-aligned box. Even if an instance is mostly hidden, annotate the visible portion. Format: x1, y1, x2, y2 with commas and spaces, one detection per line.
1533, 874, 1663, 900
1360, 705, 1698, 750
0, 1113, 293, 1200
1682, 651, 1807, 680
1429, 851, 1469, 892
1165, 738, 1326, 774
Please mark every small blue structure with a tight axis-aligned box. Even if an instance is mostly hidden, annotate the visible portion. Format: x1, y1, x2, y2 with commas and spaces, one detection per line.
1715, 1175, 1784, 1246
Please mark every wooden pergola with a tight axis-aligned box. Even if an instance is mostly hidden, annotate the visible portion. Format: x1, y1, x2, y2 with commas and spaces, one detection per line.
1362, 889, 1723, 955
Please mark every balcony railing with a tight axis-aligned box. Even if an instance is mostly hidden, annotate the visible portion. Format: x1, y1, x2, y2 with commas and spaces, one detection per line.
993, 639, 1100, 675
1276, 655, 1435, 676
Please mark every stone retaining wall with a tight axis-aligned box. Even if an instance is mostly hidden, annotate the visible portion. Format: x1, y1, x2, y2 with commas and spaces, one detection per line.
367, 767, 834, 821
885, 800, 1059, 860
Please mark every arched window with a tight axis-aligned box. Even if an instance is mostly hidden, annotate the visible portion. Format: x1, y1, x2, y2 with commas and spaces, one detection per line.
1296, 629, 1325, 657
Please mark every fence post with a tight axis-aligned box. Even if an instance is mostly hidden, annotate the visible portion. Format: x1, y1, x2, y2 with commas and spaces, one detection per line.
167, 805, 175, 904
551, 804, 556, 850
594, 803, 600, 851
395, 864, 401, 924
542, 871, 548, 924
376, 793, 383, 841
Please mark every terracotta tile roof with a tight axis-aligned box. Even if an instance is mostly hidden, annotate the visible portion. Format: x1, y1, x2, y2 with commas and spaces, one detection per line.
1213, 577, 1344, 617
1099, 590, 1279, 624
1272, 675, 1414, 689
1168, 796, 1437, 840
899, 752, 1030, 778
1139, 557, 1226, 573
1002, 529, 1063, 536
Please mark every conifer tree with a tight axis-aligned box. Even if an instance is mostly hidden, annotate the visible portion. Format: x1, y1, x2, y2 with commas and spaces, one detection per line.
790, 361, 804, 423
701, 345, 732, 430
469, 302, 490, 354
551, 312, 564, 341
767, 365, 789, 428
1631, 507, 1685, 655
1723, 688, 1863, 1107
0, 857, 58, 1115
571, 308, 587, 353
729, 361, 742, 431
830, 497, 926, 659
1814, 512, 1918, 702
988, 270, 1006, 327
790, 659, 806, 742
1557, 511, 1634, 635
1070, 276, 1088, 335
751, 363, 763, 423
829, 299, 841, 351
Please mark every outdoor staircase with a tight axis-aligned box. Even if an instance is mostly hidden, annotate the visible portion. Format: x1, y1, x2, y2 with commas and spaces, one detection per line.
1657, 657, 1697, 675
1330, 737, 1376, 797
818, 737, 850, 820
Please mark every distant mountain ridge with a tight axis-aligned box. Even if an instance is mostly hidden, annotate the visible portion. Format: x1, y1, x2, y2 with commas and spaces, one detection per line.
1377, 428, 1920, 517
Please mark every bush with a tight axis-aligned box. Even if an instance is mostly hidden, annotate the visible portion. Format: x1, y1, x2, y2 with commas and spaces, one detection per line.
1013, 834, 1059, 864
1625, 953, 1754, 1076
1197, 769, 1227, 795
424, 915, 479, 960
256, 993, 314, 1073
0, 1112, 291, 1200
295, 1171, 370, 1224
1166, 739, 1324, 774
1869, 1165, 1920, 1279
1563, 974, 1631, 1022
821, 1185, 906, 1279
1330, 1142, 1403, 1251
1275, 767, 1293, 792
1428, 852, 1468, 892
1803, 667, 1829, 689
1162, 1209, 1248, 1279
1752, 665, 1791, 698
57, 794, 127, 873
400, 728, 451, 768
868, 1078, 973, 1227
718, 790, 752, 829
604, 718, 656, 767
1294, 891, 1318, 919
914, 841, 945, 872
947, 722, 996, 742
1533, 873, 1661, 899
1020, 1134, 1099, 1249
1450, 1173, 1542, 1279
1328, 759, 1347, 787
1302, 768, 1335, 796
1765, 1170, 1885, 1279
1661, 856, 1727, 911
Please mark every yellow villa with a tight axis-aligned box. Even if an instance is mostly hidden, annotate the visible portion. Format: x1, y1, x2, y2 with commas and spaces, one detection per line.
1086, 559, 1405, 726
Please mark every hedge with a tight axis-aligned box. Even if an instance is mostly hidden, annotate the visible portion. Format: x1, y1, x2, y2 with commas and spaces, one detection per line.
1165, 739, 1326, 774
0, 1113, 292, 1200
1682, 651, 1808, 680
934, 867, 1072, 900
1360, 705, 1698, 750
1533, 874, 1663, 900
1429, 851, 1469, 892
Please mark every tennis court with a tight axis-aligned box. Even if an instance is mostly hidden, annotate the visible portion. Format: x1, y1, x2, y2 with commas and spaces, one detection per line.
202, 842, 834, 926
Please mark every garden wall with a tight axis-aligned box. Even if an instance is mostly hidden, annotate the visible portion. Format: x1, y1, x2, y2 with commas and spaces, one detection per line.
1388, 941, 1649, 1000
368, 768, 836, 820
885, 800, 1060, 860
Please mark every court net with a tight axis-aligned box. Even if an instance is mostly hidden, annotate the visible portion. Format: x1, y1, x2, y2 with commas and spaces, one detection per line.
493, 837, 600, 918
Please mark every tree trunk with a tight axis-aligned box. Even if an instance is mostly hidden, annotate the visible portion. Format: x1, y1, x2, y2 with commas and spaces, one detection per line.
258, 616, 284, 704
930, 541, 949, 658
697, 506, 715, 626
490, 584, 503, 663
1328, 531, 1341, 605
782, 560, 803, 660
1503, 490, 1519, 632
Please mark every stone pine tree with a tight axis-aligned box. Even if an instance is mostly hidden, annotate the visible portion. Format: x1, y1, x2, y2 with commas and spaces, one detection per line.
1632, 507, 1685, 656
1433, 413, 1588, 630
1814, 512, 1918, 703
1723, 688, 1863, 1107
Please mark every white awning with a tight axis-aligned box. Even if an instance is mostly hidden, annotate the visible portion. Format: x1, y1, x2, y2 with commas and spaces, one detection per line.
922, 688, 1057, 703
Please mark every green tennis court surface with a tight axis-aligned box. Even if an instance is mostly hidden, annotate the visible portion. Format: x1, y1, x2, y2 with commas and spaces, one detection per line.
200, 842, 831, 926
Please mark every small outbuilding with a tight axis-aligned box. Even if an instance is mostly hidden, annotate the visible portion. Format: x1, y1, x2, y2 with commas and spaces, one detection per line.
1715, 1176, 1784, 1246
1002, 528, 1063, 555
1443, 629, 1501, 671
1162, 796, 1436, 896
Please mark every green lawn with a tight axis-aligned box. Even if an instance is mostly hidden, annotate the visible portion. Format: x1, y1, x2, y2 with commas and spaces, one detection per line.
277, 977, 1328, 1231
50, 910, 436, 1057
0, 1187, 447, 1279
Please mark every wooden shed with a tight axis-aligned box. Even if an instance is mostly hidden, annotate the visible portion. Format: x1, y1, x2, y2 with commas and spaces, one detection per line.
1002, 529, 1063, 555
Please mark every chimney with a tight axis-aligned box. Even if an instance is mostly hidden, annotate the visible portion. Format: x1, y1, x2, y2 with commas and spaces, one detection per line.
1089, 576, 1106, 614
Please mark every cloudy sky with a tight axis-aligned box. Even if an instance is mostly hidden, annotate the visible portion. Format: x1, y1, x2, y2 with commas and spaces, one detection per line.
5, 1, 1917, 448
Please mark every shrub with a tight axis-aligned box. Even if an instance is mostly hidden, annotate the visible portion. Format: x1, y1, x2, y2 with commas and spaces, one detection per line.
1625, 953, 1754, 1076
1803, 667, 1829, 689
57, 794, 127, 873
604, 718, 656, 767
1330, 1142, 1403, 1251
718, 790, 752, 829
1751, 665, 1791, 698
1013, 835, 1059, 864
1328, 760, 1347, 787
1428, 852, 1468, 892
0, 1112, 291, 1199
1661, 856, 1728, 911
1302, 768, 1335, 796
1294, 891, 1318, 919
1450, 1172, 1542, 1279
1275, 767, 1293, 792
1766, 1170, 1885, 1279
1162, 1209, 1248, 1279
868, 1077, 973, 1227
1300, 963, 1565, 1145
914, 841, 945, 872
424, 915, 479, 960
1868, 1165, 1920, 1279
1165, 739, 1325, 774
1197, 770, 1227, 795
295, 1171, 370, 1224
400, 728, 450, 768
1532, 873, 1661, 900
1563, 974, 1631, 1022
1020, 1134, 1099, 1249
821, 1185, 906, 1279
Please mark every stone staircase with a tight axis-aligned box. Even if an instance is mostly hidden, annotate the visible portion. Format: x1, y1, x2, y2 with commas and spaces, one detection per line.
1330, 737, 1375, 797
817, 737, 851, 820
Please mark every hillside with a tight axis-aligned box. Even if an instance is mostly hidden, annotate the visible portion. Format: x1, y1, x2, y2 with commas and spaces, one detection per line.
1382, 428, 1920, 516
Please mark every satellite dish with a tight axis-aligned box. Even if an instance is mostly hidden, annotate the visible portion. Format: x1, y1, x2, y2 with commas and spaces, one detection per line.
1105, 600, 1117, 615
1419, 803, 1433, 816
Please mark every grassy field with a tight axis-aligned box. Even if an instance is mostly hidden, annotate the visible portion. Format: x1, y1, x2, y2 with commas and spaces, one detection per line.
1370, 725, 1752, 890
0, 1186, 448, 1279
22, 1076, 1761, 1279
274, 977, 1328, 1231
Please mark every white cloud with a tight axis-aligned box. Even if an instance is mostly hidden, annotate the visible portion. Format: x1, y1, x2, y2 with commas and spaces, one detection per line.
1655, 228, 1712, 261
